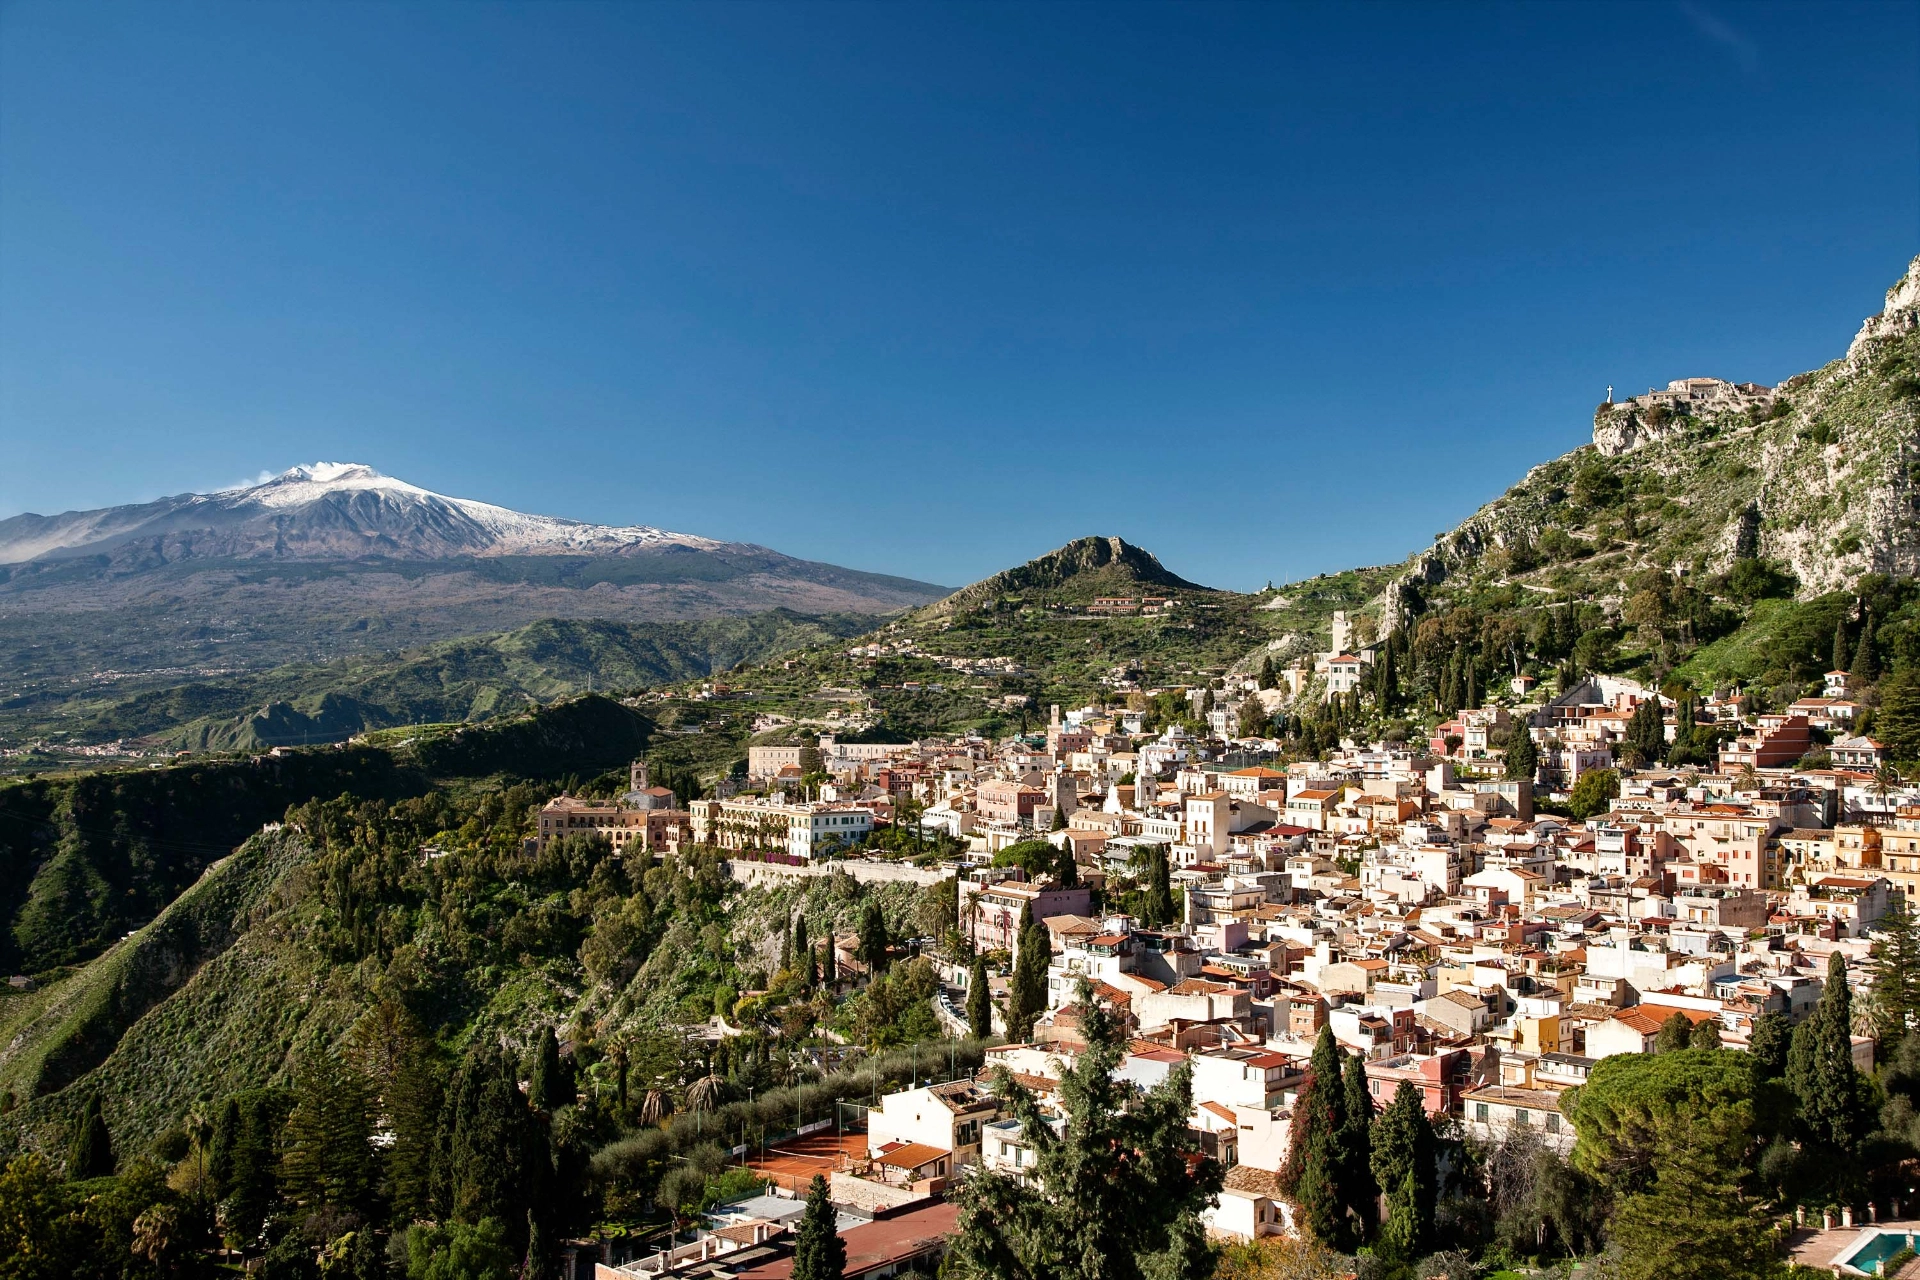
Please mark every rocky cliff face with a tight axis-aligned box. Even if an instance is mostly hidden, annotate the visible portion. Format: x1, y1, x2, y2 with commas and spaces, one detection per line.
1378, 254, 1920, 629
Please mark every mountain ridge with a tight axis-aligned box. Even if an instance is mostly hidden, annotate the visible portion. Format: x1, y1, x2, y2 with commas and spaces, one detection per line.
0, 466, 949, 704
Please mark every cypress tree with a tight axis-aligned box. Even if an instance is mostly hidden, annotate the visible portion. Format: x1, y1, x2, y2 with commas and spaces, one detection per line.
447, 1045, 542, 1251
1259, 655, 1277, 691
820, 933, 837, 987
529, 1027, 565, 1112
1338, 1051, 1377, 1232
1006, 919, 1051, 1042
1506, 725, 1537, 781
1854, 618, 1879, 683
1305, 1027, 1353, 1248
1051, 805, 1068, 832
1142, 844, 1174, 928
1834, 617, 1852, 675
1689, 1016, 1721, 1050
1655, 1010, 1693, 1053
66, 1094, 115, 1180
1625, 697, 1665, 765
1370, 1081, 1436, 1260
1054, 839, 1079, 889
967, 953, 992, 1039
1797, 951, 1865, 1154
208, 1098, 241, 1198
858, 901, 889, 975
524, 1209, 556, 1280
791, 1173, 846, 1280
1280, 1026, 1354, 1249
1750, 1011, 1791, 1082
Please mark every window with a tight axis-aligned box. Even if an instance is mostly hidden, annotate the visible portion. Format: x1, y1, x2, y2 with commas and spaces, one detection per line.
1475, 1103, 1489, 1122
1547, 1113, 1561, 1134
1514, 1108, 1530, 1127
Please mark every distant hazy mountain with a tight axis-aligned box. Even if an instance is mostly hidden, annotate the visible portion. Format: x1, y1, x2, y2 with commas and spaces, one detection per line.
0, 464, 947, 695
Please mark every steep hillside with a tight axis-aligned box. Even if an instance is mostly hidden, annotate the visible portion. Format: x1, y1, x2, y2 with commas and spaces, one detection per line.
1376, 255, 1920, 634
0, 830, 313, 1108
2, 610, 869, 752
0, 695, 656, 975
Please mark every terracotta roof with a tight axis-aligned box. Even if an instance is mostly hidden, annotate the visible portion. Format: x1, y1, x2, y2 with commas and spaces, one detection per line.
1221, 1165, 1283, 1196
873, 1141, 951, 1170
736, 1201, 961, 1280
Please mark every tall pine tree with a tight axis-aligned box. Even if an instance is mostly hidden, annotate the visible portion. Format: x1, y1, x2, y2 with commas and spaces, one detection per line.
791, 1174, 846, 1280
1870, 899, 1920, 1040
386, 1030, 445, 1221
279, 1045, 375, 1217
946, 978, 1221, 1280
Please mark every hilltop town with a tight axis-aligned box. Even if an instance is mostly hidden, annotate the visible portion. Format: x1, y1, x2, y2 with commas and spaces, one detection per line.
507, 590, 1920, 1274
5, 255, 1920, 1280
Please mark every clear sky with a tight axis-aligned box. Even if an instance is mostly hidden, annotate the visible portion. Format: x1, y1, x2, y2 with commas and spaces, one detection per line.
2, 2, 1915, 591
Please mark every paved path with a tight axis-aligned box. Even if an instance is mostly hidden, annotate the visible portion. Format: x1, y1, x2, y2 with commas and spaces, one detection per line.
1786, 1219, 1920, 1274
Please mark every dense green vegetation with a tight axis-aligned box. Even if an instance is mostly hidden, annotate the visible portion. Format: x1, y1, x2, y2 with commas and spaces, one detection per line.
0, 734, 974, 1275
0, 695, 658, 976
1, 611, 873, 754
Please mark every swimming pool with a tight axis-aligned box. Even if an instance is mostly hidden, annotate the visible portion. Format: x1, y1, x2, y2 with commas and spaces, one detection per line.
1838, 1228, 1917, 1276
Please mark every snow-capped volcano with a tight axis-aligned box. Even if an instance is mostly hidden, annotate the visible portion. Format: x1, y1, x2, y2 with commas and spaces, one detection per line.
0, 463, 724, 564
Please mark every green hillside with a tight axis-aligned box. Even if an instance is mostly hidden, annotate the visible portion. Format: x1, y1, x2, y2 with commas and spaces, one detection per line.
0, 694, 657, 975
910, 535, 1210, 621
0, 609, 868, 754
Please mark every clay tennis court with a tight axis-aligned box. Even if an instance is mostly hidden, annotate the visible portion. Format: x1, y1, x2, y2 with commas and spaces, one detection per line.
745, 1130, 867, 1192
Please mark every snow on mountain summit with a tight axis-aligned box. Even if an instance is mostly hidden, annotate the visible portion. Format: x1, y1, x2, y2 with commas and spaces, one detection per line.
204, 462, 722, 554
0, 463, 722, 564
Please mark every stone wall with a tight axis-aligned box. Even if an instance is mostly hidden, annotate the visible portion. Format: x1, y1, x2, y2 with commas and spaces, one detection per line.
721, 857, 957, 889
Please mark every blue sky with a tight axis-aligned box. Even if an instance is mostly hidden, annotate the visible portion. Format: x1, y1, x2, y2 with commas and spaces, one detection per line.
2, 1, 1915, 591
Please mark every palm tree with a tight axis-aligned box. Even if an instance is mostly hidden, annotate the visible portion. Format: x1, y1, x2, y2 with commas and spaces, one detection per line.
687, 1074, 725, 1114
639, 1089, 674, 1126
1875, 762, 1903, 811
